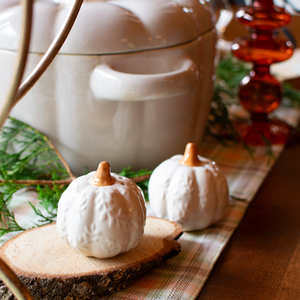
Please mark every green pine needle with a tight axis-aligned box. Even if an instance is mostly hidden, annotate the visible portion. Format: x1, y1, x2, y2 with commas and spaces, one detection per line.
119, 167, 152, 201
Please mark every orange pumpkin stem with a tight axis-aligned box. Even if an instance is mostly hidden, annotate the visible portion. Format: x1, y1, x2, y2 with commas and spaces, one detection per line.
179, 143, 202, 167
91, 161, 115, 186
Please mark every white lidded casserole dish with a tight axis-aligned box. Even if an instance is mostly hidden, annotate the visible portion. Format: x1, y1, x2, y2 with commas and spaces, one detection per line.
0, 0, 216, 174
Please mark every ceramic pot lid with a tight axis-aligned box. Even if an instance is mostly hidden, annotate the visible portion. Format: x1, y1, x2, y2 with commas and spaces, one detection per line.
0, 0, 214, 55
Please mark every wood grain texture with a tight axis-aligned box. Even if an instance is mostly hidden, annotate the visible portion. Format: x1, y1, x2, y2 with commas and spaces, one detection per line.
197, 141, 300, 300
0, 217, 183, 299
275, 237, 300, 300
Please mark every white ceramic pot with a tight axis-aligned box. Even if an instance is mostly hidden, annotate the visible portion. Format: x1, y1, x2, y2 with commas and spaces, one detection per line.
0, 0, 216, 175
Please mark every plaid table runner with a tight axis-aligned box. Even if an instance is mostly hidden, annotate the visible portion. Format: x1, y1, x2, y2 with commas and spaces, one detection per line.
1, 107, 299, 300
102, 107, 300, 300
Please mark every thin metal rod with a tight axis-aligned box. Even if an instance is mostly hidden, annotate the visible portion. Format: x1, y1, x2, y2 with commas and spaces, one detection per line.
15, 0, 84, 104
0, 0, 33, 129
0, 257, 34, 300
0, 5, 35, 300
0, 1, 84, 299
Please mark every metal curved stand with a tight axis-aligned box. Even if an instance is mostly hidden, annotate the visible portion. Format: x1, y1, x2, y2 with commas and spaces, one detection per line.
0, 0, 84, 299
17, 0, 84, 103
0, 257, 34, 300
0, 0, 32, 131
0, 0, 84, 129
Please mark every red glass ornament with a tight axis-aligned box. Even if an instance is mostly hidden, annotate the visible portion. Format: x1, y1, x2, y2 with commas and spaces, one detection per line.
232, 0, 297, 145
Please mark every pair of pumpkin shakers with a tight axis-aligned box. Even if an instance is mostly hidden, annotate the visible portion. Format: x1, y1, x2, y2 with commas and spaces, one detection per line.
56, 143, 229, 259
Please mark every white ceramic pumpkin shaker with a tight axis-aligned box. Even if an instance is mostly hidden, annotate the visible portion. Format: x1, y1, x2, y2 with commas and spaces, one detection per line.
57, 161, 147, 258
149, 143, 229, 231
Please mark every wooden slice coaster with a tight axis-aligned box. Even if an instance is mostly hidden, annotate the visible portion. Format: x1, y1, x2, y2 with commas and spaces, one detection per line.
0, 217, 182, 299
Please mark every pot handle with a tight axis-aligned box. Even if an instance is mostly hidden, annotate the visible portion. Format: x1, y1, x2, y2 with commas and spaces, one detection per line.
90, 58, 198, 101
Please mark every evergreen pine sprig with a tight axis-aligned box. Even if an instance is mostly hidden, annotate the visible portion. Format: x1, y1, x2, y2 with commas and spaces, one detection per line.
206, 55, 300, 149
205, 55, 250, 145
0, 117, 71, 181
0, 118, 73, 235
282, 83, 300, 108
119, 167, 152, 201
28, 184, 68, 226
0, 170, 27, 235
215, 54, 251, 89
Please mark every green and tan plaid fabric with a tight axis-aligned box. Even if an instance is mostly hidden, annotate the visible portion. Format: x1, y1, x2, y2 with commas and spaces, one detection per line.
100, 107, 300, 300
0, 107, 299, 299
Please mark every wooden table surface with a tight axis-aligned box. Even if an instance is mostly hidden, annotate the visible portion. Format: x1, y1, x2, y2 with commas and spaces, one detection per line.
197, 12, 300, 300
197, 139, 300, 300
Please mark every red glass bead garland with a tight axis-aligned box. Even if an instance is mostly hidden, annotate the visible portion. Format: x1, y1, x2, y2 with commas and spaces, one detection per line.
231, 0, 296, 145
